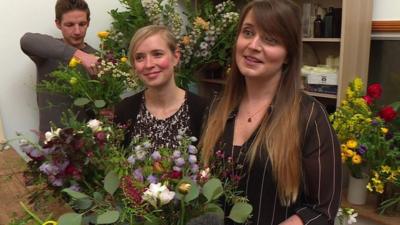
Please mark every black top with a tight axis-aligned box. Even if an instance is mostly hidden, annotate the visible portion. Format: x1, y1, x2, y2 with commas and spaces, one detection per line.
114, 90, 208, 147
220, 94, 341, 225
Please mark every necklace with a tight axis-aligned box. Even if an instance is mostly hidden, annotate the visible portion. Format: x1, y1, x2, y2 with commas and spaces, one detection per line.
245, 103, 270, 123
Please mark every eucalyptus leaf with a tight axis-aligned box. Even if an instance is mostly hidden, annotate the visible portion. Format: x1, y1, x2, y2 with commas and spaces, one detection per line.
144, 214, 161, 225
205, 203, 224, 217
96, 210, 120, 224
94, 100, 106, 108
62, 188, 90, 199
93, 192, 104, 202
58, 213, 82, 225
228, 202, 253, 223
74, 97, 90, 106
104, 171, 120, 195
73, 198, 93, 210
202, 178, 223, 202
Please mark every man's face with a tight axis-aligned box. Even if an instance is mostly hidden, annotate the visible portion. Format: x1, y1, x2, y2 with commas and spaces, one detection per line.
56, 10, 89, 49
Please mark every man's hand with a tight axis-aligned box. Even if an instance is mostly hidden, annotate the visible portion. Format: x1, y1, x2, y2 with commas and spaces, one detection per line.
73, 49, 99, 76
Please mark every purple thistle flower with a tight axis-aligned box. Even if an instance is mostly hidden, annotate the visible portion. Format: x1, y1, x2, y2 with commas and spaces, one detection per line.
151, 151, 162, 161
188, 145, 198, 154
173, 166, 182, 172
127, 155, 136, 165
172, 150, 181, 158
146, 175, 158, 184
133, 168, 144, 182
188, 155, 197, 164
49, 175, 63, 187
29, 149, 44, 158
175, 157, 185, 167
191, 164, 199, 173
357, 145, 368, 155
39, 163, 60, 175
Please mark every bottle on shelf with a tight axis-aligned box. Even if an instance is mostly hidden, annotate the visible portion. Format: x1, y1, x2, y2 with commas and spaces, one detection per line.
324, 7, 334, 38
313, 14, 324, 38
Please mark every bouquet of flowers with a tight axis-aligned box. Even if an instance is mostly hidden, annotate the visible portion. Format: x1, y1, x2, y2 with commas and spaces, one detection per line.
39, 32, 141, 117
330, 78, 400, 213
336, 207, 358, 225
105, 0, 240, 88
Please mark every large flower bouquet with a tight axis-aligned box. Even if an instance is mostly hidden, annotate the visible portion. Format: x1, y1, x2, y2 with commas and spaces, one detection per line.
39, 33, 141, 117
330, 78, 400, 213
12, 114, 252, 225
105, 0, 240, 88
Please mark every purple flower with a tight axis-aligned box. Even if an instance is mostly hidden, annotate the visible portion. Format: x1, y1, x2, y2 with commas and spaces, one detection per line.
29, 149, 44, 158
357, 145, 368, 155
172, 150, 181, 158
39, 163, 60, 175
42, 146, 56, 155
191, 164, 199, 173
175, 157, 185, 167
69, 184, 81, 192
151, 151, 162, 161
188, 145, 198, 154
188, 155, 197, 164
133, 168, 144, 182
127, 155, 136, 165
173, 166, 182, 172
371, 119, 379, 126
49, 175, 63, 187
147, 175, 158, 184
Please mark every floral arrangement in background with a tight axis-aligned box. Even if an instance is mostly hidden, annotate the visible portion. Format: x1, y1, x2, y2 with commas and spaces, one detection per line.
330, 78, 400, 213
39, 33, 141, 117
336, 207, 358, 225
104, 0, 240, 88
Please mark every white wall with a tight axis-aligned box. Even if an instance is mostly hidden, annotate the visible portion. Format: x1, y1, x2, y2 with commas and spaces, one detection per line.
373, 0, 400, 20
0, 0, 122, 154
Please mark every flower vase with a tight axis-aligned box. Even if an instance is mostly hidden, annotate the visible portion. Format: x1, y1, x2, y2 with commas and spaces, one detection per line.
347, 175, 369, 205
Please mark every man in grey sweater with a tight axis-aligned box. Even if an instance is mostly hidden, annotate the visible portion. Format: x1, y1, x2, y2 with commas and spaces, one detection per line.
20, 0, 98, 132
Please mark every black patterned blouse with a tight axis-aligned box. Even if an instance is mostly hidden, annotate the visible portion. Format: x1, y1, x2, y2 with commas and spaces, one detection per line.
131, 94, 191, 150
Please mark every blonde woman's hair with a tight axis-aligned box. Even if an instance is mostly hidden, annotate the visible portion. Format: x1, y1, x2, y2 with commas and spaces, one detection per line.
199, 0, 303, 206
127, 25, 178, 66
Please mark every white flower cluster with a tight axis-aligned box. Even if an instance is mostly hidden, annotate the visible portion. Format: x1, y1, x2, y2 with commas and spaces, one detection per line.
336, 207, 358, 225
97, 59, 138, 89
142, 182, 175, 208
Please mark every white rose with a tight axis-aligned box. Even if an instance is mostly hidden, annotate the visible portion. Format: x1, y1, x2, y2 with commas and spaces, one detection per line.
159, 189, 175, 206
87, 119, 102, 132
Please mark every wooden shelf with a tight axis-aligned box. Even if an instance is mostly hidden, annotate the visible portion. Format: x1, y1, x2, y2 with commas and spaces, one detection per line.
341, 192, 400, 225
304, 91, 337, 99
302, 38, 341, 42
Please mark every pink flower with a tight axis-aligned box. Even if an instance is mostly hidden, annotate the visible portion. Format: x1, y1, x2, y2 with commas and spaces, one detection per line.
379, 106, 397, 122
362, 95, 373, 105
367, 83, 382, 99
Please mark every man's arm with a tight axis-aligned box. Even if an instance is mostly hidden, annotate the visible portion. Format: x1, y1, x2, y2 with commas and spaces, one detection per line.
20, 32, 99, 75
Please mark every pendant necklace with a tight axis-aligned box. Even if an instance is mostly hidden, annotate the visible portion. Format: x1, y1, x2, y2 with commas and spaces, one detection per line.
246, 104, 269, 123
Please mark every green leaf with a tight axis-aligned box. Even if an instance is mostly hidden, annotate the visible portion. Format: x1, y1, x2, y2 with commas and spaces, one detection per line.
96, 210, 120, 224
205, 203, 224, 217
93, 192, 104, 202
74, 97, 90, 106
73, 198, 93, 210
104, 171, 120, 195
144, 214, 161, 225
175, 177, 200, 203
58, 213, 82, 225
62, 188, 90, 199
228, 202, 253, 223
202, 178, 223, 202
390, 101, 400, 111
94, 100, 106, 108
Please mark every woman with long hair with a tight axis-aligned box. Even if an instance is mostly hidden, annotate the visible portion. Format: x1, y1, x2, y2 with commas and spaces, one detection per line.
114, 25, 207, 149
199, 1, 341, 224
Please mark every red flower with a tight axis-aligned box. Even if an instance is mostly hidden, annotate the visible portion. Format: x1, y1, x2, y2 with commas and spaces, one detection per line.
363, 95, 373, 105
379, 106, 397, 122
168, 171, 182, 179
65, 164, 81, 179
367, 83, 382, 99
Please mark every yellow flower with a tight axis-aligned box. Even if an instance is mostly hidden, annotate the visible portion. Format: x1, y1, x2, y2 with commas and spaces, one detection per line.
193, 17, 209, 30
69, 77, 78, 85
381, 127, 388, 134
120, 56, 128, 63
351, 154, 362, 164
346, 87, 354, 99
381, 165, 391, 173
375, 183, 384, 194
341, 100, 348, 106
344, 149, 355, 158
387, 173, 397, 182
68, 56, 81, 68
182, 36, 191, 46
341, 152, 347, 163
366, 182, 373, 192
346, 139, 358, 149
97, 31, 110, 39
42, 221, 57, 225
353, 77, 363, 92
365, 118, 372, 123
341, 144, 348, 151
178, 182, 191, 194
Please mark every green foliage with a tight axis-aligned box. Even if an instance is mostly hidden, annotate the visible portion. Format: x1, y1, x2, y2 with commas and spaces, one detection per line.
104, 171, 120, 196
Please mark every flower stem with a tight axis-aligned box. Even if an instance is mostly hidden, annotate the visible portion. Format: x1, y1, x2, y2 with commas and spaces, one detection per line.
179, 197, 186, 225
20, 201, 44, 224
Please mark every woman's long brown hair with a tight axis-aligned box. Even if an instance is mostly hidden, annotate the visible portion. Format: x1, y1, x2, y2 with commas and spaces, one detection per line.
199, 0, 303, 205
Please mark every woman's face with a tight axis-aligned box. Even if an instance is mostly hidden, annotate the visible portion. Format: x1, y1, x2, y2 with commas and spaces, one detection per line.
235, 10, 287, 81
132, 34, 179, 88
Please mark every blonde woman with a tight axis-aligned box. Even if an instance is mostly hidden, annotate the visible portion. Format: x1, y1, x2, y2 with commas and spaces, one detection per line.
199, 1, 341, 224
114, 25, 207, 148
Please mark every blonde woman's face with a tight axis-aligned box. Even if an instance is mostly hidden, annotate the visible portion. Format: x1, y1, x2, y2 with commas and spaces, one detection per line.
235, 10, 287, 80
132, 34, 179, 88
